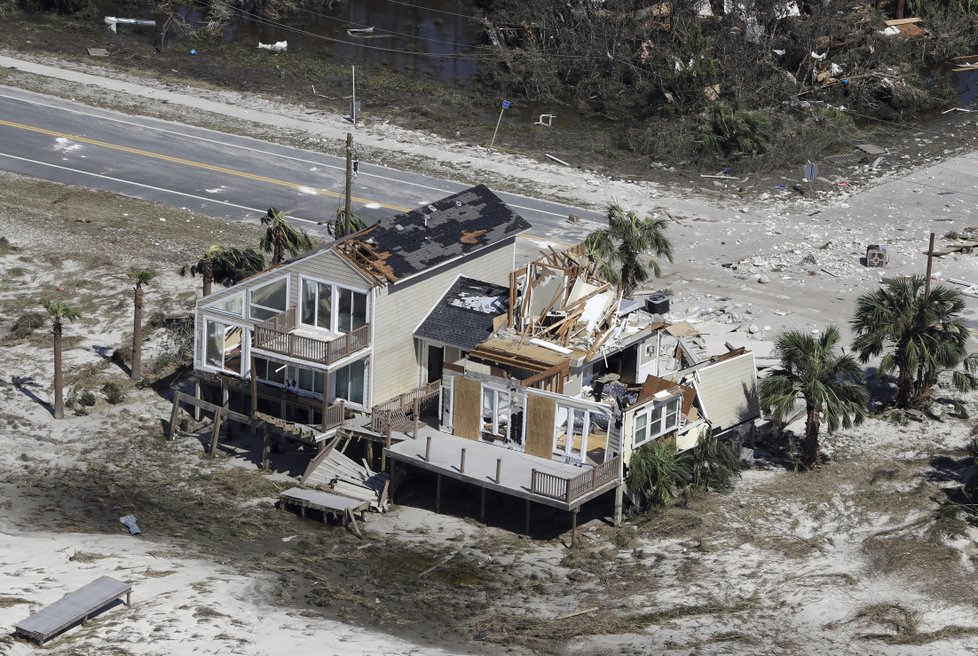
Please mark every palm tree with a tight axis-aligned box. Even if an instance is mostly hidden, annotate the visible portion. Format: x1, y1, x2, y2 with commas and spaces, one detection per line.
851, 275, 978, 410
41, 299, 80, 419
128, 269, 155, 380
585, 203, 673, 297
180, 245, 264, 297
628, 438, 691, 508
329, 208, 366, 239
260, 208, 312, 265
760, 327, 868, 470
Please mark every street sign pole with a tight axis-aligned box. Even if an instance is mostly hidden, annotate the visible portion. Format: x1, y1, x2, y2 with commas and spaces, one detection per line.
488, 99, 510, 152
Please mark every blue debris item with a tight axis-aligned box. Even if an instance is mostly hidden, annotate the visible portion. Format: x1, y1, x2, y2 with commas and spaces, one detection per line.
190, 49, 198, 56
502, 99, 510, 110
119, 514, 141, 536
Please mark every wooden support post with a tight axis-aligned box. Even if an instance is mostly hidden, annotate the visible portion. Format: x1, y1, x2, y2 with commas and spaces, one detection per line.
209, 407, 223, 458
530, 468, 537, 494
126, 591, 132, 606
459, 448, 466, 473
480, 487, 486, 523
525, 499, 531, 536
261, 424, 271, 472
571, 508, 578, 548
925, 231, 936, 296
435, 473, 442, 513
321, 394, 329, 432
425, 436, 432, 461
193, 379, 202, 421
614, 483, 624, 527
168, 396, 180, 440
389, 458, 396, 505
383, 426, 391, 472
496, 458, 502, 484
250, 355, 258, 417
300, 505, 306, 519
413, 397, 420, 439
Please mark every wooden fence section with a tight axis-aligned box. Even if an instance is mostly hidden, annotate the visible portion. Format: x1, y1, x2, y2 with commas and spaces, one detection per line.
531, 455, 621, 504
370, 381, 441, 433
253, 308, 370, 365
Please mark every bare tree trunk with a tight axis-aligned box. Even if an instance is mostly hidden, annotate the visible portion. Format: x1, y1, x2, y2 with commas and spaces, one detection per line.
53, 322, 64, 419
203, 259, 213, 297
131, 285, 144, 380
802, 405, 821, 470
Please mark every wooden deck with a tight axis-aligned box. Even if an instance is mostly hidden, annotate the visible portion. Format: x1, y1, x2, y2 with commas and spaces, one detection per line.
385, 426, 621, 511
252, 307, 370, 365
15, 576, 131, 644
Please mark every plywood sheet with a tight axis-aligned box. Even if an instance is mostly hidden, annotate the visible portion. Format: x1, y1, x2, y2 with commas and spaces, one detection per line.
525, 394, 556, 458
452, 376, 481, 440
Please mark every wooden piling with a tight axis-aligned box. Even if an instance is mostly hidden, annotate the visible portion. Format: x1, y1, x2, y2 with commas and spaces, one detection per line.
208, 407, 223, 458
480, 487, 486, 523
495, 458, 502, 484
571, 508, 578, 548
459, 448, 466, 473
261, 424, 271, 472
250, 355, 258, 417
425, 436, 432, 461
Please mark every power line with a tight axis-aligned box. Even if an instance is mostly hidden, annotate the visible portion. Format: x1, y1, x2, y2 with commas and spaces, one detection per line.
381, 0, 483, 21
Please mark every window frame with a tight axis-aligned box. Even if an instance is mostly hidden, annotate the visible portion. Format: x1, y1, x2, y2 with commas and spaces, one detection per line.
298, 275, 370, 334
201, 316, 249, 377
632, 395, 683, 448
248, 275, 290, 322
205, 292, 244, 317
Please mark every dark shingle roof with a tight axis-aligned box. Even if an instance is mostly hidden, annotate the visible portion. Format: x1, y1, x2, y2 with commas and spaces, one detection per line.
339, 185, 530, 283
415, 277, 509, 351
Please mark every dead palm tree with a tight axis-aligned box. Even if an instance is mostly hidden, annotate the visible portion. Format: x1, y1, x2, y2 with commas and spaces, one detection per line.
851, 275, 978, 410
128, 269, 155, 380
41, 299, 80, 419
180, 245, 264, 297
585, 203, 673, 297
760, 327, 868, 470
260, 208, 312, 265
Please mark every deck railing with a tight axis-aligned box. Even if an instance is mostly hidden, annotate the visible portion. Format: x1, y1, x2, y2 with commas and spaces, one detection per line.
253, 308, 370, 365
530, 455, 621, 504
323, 401, 345, 432
370, 380, 441, 433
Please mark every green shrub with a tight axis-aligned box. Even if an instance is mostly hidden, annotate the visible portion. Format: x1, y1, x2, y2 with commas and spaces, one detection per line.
102, 382, 125, 405
697, 102, 772, 158
78, 390, 97, 407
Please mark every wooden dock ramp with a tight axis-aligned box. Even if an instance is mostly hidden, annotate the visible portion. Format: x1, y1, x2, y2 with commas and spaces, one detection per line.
15, 576, 131, 644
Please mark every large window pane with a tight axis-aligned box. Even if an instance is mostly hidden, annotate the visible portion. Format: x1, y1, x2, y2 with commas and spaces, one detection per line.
250, 278, 287, 320
301, 279, 316, 325
335, 360, 365, 405
337, 289, 367, 333
205, 319, 242, 374
317, 282, 332, 330
297, 368, 324, 395
205, 320, 224, 368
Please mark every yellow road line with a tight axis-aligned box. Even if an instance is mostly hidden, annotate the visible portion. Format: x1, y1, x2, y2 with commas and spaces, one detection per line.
0, 118, 409, 212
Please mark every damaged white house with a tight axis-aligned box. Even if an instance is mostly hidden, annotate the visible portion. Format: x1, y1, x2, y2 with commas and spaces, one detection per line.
185, 186, 760, 535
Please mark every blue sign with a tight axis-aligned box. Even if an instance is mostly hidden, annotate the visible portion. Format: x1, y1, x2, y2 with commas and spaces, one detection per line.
502, 100, 511, 110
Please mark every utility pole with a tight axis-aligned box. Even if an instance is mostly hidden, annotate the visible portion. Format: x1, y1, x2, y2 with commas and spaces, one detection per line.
343, 132, 354, 237
351, 65, 357, 127
924, 231, 936, 296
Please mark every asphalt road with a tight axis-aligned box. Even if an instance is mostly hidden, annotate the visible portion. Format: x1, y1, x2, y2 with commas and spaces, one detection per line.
0, 86, 601, 242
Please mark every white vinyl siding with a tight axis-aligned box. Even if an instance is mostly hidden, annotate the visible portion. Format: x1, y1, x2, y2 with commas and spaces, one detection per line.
371, 239, 515, 405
